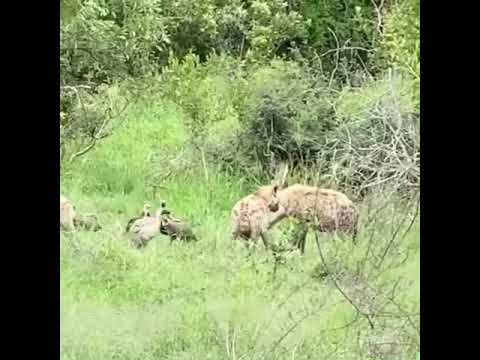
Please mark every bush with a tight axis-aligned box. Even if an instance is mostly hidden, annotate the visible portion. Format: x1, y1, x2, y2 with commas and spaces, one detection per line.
159, 55, 337, 178
162, 0, 308, 62
378, 0, 420, 109
300, 0, 379, 78
244, 0, 308, 61
60, 82, 131, 169
232, 60, 335, 173
61, 0, 312, 87
161, 0, 219, 61
159, 53, 241, 141
61, 0, 170, 85
314, 73, 420, 198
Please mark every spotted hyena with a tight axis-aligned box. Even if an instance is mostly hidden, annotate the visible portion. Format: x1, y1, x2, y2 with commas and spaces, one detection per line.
230, 184, 286, 250
60, 195, 76, 231
268, 184, 359, 253
231, 185, 283, 249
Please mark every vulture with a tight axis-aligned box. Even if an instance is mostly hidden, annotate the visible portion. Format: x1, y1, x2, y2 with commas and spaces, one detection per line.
127, 206, 163, 248
159, 202, 198, 243
125, 203, 152, 233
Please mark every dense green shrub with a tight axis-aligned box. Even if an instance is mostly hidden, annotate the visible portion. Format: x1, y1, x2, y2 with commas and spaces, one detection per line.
161, 0, 308, 62
158, 55, 336, 175
159, 53, 240, 141
60, 0, 419, 89
379, 0, 420, 108
244, 0, 308, 61
161, 0, 219, 61
232, 61, 335, 171
299, 0, 379, 78
61, 0, 170, 85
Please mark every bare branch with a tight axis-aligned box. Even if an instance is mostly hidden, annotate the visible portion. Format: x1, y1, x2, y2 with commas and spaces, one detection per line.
370, 0, 386, 35
375, 198, 418, 269
68, 139, 98, 162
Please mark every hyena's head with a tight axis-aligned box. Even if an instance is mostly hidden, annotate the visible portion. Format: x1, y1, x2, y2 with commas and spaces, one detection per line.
265, 161, 289, 212
255, 184, 281, 212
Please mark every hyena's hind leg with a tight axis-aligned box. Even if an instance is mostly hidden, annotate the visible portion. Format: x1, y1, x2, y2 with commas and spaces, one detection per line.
290, 221, 309, 255
342, 205, 359, 245
352, 210, 360, 245
351, 226, 358, 245
339, 209, 359, 245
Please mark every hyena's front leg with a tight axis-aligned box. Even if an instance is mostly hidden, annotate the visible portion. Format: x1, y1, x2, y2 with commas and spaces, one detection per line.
260, 232, 271, 250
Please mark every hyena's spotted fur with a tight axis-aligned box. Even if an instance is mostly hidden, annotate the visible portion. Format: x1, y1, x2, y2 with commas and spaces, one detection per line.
230, 185, 284, 249
60, 195, 76, 231
269, 184, 359, 253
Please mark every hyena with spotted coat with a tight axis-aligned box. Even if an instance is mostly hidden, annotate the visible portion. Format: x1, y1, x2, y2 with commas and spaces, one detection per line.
230, 185, 285, 249
270, 184, 359, 253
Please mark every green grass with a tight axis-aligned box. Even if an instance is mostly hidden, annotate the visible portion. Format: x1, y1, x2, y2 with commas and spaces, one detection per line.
61, 101, 420, 360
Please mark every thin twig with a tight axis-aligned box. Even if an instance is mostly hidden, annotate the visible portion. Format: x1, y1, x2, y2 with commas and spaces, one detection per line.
314, 230, 375, 329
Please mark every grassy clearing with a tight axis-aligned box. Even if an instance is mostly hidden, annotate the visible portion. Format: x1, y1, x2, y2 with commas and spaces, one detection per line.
61, 102, 419, 360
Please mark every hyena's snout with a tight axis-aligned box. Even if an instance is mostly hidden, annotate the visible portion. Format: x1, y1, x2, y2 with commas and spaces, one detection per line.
268, 202, 279, 212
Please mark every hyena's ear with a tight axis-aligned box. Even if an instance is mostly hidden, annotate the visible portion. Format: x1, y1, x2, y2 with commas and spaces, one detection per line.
273, 184, 279, 194
279, 162, 289, 189
272, 161, 289, 189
